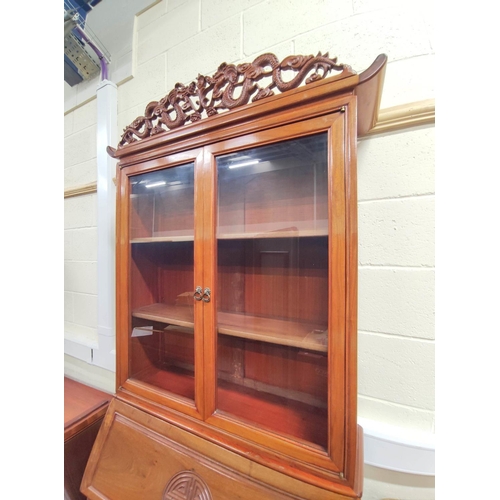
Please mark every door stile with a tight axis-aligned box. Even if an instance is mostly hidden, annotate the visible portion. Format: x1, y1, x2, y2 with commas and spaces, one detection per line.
116, 163, 131, 390
193, 149, 207, 418
200, 148, 218, 420
343, 95, 360, 487
328, 109, 347, 471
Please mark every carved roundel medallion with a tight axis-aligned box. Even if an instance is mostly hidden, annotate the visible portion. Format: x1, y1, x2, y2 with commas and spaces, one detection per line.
163, 470, 212, 500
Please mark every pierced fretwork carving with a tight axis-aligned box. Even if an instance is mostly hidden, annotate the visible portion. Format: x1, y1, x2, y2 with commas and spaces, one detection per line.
117, 52, 354, 148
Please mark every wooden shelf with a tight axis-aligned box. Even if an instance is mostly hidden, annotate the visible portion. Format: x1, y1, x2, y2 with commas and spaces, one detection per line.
132, 365, 195, 401
217, 378, 327, 448
131, 235, 194, 243
218, 312, 327, 352
131, 229, 327, 244
217, 228, 328, 240
129, 366, 327, 447
132, 303, 327, 352
132, 303, 194, 328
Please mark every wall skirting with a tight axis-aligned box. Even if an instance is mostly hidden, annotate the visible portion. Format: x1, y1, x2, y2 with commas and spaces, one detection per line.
360, 417, 435, 476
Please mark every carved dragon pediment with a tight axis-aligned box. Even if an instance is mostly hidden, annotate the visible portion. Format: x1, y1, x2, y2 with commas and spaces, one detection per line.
117, 52, 354, 149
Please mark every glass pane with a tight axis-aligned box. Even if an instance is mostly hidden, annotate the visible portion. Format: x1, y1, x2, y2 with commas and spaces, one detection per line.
129, 163, 196, 402
216, 134, 329, 448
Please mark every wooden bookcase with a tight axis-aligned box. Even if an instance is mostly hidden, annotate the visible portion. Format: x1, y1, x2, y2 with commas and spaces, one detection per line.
82, 52, 386, 500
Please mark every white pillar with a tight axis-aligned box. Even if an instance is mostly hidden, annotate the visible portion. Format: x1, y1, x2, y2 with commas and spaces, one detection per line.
94, 79, 117, 372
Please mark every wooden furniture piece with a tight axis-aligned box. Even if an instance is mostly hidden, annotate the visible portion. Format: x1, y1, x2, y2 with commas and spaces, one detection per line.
82, 51, 387, 500
64, 377, 111, 500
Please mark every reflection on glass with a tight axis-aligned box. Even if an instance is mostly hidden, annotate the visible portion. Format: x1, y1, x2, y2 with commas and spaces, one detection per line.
128, 163, 196, 402
130, 165, 195, 241
216, 134, 329, 448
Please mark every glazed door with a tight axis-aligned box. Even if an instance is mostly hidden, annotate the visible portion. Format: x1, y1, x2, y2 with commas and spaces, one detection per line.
121, 149, 206, 418
204, 112, 348, 472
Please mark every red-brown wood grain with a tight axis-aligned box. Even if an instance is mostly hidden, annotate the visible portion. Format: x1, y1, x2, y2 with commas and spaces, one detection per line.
64, 377, 112, 500
64, 377, 111, 441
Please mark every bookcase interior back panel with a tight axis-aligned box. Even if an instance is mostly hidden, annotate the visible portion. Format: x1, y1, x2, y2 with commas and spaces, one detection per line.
217, 237, 328, 323
217, 134, 328, 237
130, 162, 195, 240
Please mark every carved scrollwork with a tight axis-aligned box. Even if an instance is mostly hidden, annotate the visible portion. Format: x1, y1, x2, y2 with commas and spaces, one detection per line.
163, 470, 212, 500
117, 52, 355, 148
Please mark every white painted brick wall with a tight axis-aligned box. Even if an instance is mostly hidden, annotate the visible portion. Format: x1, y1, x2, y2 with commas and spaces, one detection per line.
118, 53, 167, 113
359, 268, 435, 339
64, 158, 98, 187
379, 55, 435, 108
136, 0, 166, 31
137, 0, 199, 66
359, 196, 435, 267
64, 185, 98, 343
357, 120, 435, 446
353, 0, 400, 14
73, 99, 98, 132
358, 127, 435, 200
64, 100, 98, 191
294, 6, 431, 72
64, 194, 97, 229
64, 125, 97, 169
64, 112, 74, 137
64, 261, 98, 295
168, 0, 192, 12
358, 394, 435, 432
166, 15, 241, 89
243, 0, 353, 56
73, 292, 98, 328
359, 332, 435, 410
65, 227, 98, 262
240, 40, 295, 68
201, 0, 262, 30
65, 291, 74, 323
